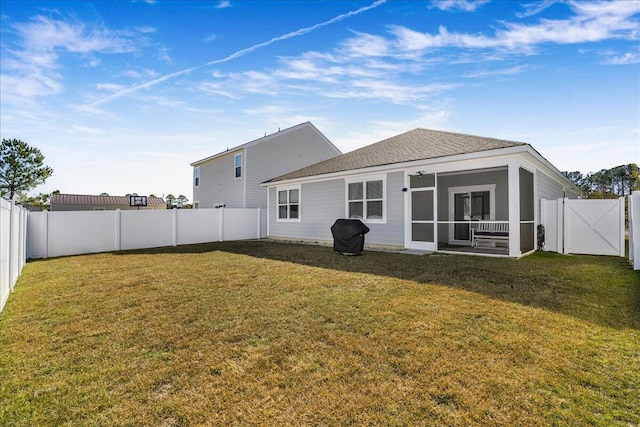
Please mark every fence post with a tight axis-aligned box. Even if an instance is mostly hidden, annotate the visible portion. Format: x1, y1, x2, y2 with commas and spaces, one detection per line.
219, 207, 224, 242
558, 198, 565, 254
8, 200, 15, 292
114, 209, 121, 251
172, 208, 178, 246
256, 208, 261, 239
618, 197, 625, 258
18, 207, 25, 274
633, 191, 640, 270
629, 194, 634, 263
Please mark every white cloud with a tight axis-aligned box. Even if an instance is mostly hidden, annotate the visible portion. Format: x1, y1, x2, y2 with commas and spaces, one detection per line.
464, 64, 531, 78
386, 2, 640, 55
1, 15, 142, 101
77, 0, 387, 110
96, 83, 127, 92
243, 104, 289, 117
135, 26, 157, 34
602, 51, 640, 65
430, 0, 490, 13
83, 57, 101, 67
516, 0, 559, 18
203, 34, 217, 43
121, 68, 159, 79
157, 46, 174, 64
216, 1, 232, 9
70, 125, 107, 135
339, 31, 390, 57
196, 82, 242, 99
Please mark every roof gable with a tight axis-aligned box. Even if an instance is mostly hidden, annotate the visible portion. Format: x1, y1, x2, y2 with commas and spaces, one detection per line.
267, 128, 527, 183
190, 121, 340, 166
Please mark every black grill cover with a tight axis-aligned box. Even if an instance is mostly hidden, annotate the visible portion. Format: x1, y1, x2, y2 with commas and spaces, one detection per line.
330, 219, 370, 255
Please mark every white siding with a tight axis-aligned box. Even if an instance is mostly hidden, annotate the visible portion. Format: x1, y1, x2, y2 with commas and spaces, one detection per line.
365, 171, 404, 246
268, 172, 405, 247
193, 123, 340, 210
245, 125, 341, 208
536, 171, 564, 202
193, 151, 244, 208
269, 180, 344, 241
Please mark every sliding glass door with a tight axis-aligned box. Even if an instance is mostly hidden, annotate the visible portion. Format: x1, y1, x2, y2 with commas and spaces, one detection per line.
448, 185, 494, 245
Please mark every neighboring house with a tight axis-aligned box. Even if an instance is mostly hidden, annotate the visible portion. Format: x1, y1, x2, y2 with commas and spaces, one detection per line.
263, 128, 581, 258
191, 122, 342, 209
50, 194, 166, 211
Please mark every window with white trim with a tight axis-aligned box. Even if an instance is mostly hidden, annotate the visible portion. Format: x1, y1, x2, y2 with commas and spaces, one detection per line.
277, 186, 300, 221
347, 177, 384, 222
234, 153, 242, 178
194, 167, 200, 188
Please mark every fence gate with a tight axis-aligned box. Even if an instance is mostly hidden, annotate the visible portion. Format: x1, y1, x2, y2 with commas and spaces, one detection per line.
541, 198, 625, 257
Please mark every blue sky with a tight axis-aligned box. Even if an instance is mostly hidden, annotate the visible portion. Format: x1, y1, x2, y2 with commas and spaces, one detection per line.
1, 0, 639, 200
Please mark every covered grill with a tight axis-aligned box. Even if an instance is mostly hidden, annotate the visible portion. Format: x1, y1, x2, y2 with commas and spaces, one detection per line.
330, 219, 370, 255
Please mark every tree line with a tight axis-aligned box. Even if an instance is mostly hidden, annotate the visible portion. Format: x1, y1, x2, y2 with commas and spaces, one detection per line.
2, 138, 191, 210
563, 163, 639, 198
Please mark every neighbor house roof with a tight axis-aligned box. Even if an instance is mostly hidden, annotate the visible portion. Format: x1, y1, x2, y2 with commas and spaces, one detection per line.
190, 121, 341, 166
266, 128, 527, 183
51, 194, 166, 206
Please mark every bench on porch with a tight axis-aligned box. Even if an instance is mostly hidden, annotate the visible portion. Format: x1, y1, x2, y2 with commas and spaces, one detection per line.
471, 222, 509, 248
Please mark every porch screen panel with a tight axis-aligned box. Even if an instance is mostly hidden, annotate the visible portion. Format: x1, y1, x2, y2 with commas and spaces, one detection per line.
412, 223, 434, 242
519, 169, 534, 221
411, 190, 434, 221
520, 223, 535, 253
410, 174, 435, 188
519, 168, 535, 252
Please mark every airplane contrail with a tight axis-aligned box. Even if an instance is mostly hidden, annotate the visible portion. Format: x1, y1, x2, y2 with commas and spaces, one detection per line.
77, 0, 386, 112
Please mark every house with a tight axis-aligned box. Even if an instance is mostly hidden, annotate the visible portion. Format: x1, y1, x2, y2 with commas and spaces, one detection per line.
50, 194, 166, 211
263, 128, 581, 258
190, 122, 341, 209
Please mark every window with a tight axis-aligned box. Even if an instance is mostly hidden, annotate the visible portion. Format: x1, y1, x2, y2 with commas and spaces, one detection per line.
234, 153, 242, 178
277, 187, 300, 221
194, 167, 200, 188
347, 177, 384, 222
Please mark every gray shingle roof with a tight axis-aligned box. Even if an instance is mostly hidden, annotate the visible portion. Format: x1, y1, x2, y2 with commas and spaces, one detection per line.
266, 128, 527, 183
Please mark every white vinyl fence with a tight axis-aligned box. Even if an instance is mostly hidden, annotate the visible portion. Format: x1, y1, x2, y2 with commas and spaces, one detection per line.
540, 197, 625, 257
28, 208, 267, 259
629, 191, 640, 270
1, 199, 28, 313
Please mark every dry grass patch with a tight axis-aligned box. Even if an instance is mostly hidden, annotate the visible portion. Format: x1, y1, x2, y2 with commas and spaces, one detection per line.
1, 241, 639, 426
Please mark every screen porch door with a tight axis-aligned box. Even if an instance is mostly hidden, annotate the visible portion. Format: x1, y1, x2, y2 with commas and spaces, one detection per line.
409, 174, 436, 251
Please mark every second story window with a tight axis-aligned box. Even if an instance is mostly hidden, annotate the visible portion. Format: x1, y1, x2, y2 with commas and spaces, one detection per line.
234, 153, 242, 178
194, 167, 200, 188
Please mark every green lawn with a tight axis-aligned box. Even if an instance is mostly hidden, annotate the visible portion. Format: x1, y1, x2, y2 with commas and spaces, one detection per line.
1, 241, 639, 426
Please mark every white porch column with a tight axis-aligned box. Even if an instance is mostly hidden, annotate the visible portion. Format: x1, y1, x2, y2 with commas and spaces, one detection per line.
508, 161, 521, 257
